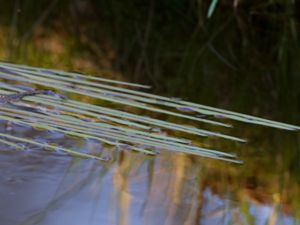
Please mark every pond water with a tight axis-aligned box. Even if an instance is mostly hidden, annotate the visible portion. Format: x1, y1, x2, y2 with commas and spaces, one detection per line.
0, 118, 299, 225
0, 1, 300, 224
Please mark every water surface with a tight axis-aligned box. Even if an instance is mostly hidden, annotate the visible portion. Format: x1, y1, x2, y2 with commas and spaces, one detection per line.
0, 120, 299, 225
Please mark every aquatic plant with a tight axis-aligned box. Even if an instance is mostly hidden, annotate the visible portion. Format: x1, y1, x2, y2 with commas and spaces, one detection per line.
0, 62, 298, 163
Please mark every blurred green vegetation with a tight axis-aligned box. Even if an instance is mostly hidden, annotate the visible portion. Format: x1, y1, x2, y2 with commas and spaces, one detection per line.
0, 0, 299, 220
0, 0, 299, 123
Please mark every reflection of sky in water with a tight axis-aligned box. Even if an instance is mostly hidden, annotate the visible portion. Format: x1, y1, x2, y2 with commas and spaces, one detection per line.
1, 147, 299, 225
201, 188, 300, 225
0, 123, 299, 225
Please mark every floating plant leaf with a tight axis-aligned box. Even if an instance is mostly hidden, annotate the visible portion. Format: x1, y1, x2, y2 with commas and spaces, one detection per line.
0, 132, 107, 161
0, 62, 298, 163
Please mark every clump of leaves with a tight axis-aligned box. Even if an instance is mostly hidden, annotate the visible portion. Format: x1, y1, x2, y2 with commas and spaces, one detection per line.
0, 62, 298, 163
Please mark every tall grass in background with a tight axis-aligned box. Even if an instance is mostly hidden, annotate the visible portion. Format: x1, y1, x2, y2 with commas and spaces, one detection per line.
0, 0, 299, 122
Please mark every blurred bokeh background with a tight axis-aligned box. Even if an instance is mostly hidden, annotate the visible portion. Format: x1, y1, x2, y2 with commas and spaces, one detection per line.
0, 0, 299, 123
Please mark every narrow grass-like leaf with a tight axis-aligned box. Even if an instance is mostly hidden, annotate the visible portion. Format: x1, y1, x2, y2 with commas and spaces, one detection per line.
0, 138, 23, 149
207, 0, 218, 18
0, 81, 245, 143
0, 62, 151, 89
0, 62, 298, 163
0, 68, 232, 127
1, 63, 297, 131
0, 132, 107, 161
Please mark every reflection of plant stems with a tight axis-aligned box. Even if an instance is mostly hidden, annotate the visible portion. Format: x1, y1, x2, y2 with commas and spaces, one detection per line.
8, 0, 20, 59
134, 0, 154, 80
21, 0, 59, 42
182, 16, 232, 81
207, 44, 237, 70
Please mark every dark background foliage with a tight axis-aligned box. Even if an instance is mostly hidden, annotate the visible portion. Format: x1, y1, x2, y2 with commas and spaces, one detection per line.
0, 0, 299, 123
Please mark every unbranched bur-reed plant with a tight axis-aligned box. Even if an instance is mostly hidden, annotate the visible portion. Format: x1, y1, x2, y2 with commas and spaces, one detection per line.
0, 62, 298, 163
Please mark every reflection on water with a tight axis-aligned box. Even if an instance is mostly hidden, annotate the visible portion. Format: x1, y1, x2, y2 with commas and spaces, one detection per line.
0, 1, 299, 224
201, 187, 298, 225
0, 121, 299, 225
